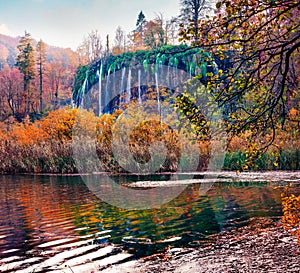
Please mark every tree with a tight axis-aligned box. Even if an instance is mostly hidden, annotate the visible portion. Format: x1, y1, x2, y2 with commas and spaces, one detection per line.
113, 26, 126, 55
16, 31, 36, 115
179, 0, 213, 44
179, 0, 300, 167
105, 34, 110, 56
77, 30, 103, 64
46, 61, 64, 110
0, 66, 23, 119
165, 17, 180, 45
134, 11, 147, 48
144, 15, 167, 49
36, 39, 47, 113
0, 44, 9, 69
136, 11, 146, 29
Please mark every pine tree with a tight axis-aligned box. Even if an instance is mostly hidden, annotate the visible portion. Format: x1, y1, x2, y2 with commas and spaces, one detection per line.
136, 11, 146, 28
16, 31, 36, 115
36, 39, 47, 114
135, 11, 147, 48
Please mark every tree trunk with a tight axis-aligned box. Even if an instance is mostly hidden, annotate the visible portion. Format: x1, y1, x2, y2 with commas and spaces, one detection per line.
39, 65, 43, 114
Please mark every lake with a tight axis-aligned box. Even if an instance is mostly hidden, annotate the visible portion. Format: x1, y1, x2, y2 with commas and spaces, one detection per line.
0, 173, 297, 272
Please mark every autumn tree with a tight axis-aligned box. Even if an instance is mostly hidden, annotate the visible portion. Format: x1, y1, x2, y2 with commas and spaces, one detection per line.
179, 0, 213, 44
179, 0, 300, 167
77, 30, 103, 64
36, 39, 47, 113
144, 15, 167, 49
165, 17, 180, 45
105, 34, 110, 56
0, 44, 9, 69
113, 26, 126, 55
16, 31, 36, 115
45, 61, 66, 110
0, 66, 23, 119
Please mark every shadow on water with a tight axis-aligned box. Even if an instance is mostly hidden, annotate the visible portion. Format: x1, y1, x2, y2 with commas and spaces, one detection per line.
0, 174, 285, 269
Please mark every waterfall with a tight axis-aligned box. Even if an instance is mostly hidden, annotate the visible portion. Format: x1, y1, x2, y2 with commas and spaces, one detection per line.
189, 62, 192, 79
155, 71, 160, 116
105, 66, 111, 109
120, 67, 126, 105
167, 64, 170, 87
173, 57, 178, 86
80, 76, 88, 108
98, 62, 103, 115
126, 67, 131, 104
213, 61, 219, 74
74, 46, 216, 115
138, 69, 142, 104
143, 59, 149, 87
113, 67, 116, 98
159, 59, 163, 84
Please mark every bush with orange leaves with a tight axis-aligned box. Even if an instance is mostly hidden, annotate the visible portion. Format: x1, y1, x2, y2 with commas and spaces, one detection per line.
95, 105, 190, 173
0, 105, 199, 173
0, 103, 299, 173
0, 107, 97, 173
282, 185, 300, 246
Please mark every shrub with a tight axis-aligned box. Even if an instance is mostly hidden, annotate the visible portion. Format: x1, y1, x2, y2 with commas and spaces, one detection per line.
282, 185, 300, 246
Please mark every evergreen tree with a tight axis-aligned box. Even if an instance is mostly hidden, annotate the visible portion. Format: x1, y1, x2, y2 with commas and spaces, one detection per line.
135, 11, 147, 47
136, 11, 146, 28
16, 31, 36, 115
36, 39, 46, 114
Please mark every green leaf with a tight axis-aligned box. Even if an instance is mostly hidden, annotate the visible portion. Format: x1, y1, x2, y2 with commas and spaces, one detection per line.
216, 2, 221, 8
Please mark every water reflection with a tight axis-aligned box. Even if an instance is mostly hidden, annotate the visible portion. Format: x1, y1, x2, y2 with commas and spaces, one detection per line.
0, 174, 283, 260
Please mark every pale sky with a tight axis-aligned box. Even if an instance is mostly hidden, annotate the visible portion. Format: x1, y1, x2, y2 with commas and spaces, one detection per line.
0, 0, 181, 50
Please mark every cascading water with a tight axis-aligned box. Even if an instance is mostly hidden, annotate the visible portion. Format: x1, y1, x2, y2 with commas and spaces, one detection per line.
143, 59, 149, 87
138, 69, 142, 104
80, 76, 88, 108
73, 46, 221, 114
98, 62, 103, 115
113, 67, 116, 97
126, 67, 131, 104
105, 66, 111, 109
155, 70, 160, 116
120, 67, 126, 105
173, 57, 178, 87
167, 63, 171, 87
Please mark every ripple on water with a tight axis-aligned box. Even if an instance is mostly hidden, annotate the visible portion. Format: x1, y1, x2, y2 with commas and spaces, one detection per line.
0, 173, 296, 271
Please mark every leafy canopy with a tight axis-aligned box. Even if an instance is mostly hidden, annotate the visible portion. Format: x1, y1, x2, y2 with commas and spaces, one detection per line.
179, 0, 300, 166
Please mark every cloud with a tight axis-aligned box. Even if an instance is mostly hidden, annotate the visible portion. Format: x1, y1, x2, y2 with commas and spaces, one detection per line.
0, 24, 10, 35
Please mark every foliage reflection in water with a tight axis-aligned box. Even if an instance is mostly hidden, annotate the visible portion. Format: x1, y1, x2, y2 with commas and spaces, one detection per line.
0, 174, 284, 269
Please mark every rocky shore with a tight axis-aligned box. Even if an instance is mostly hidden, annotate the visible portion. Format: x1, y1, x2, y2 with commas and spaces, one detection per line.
102, 218, 300, 273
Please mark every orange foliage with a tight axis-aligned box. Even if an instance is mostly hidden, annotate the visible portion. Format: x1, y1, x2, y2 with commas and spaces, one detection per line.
0, 107, 95, 173
282, 185, 300, 246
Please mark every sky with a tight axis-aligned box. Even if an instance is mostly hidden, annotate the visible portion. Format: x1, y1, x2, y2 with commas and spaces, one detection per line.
0, 0, 181, 50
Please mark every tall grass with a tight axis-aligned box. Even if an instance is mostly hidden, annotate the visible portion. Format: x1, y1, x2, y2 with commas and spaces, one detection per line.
223, 150, 300, 171
0, 107, 299, 174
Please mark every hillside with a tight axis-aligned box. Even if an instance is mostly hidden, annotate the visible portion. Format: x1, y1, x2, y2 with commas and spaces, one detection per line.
0, 33, 79, 68
0, 34, 81, 120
